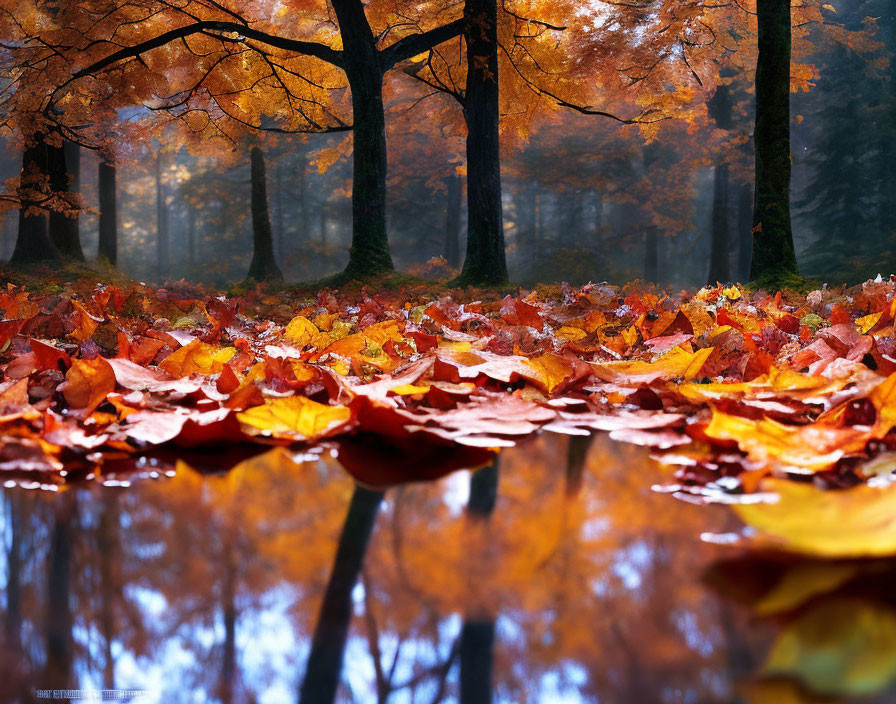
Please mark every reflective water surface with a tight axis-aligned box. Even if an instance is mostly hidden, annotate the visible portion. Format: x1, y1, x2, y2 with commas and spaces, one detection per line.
2, 433, 896, 704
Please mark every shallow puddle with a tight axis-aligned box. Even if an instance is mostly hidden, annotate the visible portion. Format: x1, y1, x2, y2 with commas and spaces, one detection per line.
2, 432, 895, 703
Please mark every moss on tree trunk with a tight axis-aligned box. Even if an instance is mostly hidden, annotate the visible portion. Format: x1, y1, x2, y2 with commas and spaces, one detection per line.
750, 0, 800, 287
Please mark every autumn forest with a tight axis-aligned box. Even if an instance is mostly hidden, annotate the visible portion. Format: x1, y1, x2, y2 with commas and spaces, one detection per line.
1, 0, 896, 702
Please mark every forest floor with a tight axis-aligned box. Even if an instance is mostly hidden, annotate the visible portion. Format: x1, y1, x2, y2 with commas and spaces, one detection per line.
2, 262, 896, 558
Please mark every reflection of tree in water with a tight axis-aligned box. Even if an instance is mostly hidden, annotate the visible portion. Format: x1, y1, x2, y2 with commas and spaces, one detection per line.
0, 433, 838, 703
299, 485, 384, 704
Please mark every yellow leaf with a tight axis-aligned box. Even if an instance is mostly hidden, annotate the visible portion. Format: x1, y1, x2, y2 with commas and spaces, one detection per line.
705, 409, 869, 472
290, 361, 317, 382
283, 316, 320, 347
590, 346, 714, 384
159, 339, 237, 378
870, 372, 896, 436
438, 340, 473, 353
522, 353, 575, 394
735, 479, 896, 557
722, 286, 742, 300
857, 312, 882, 334
237, 396, 351, 440
388, 384, 431, 396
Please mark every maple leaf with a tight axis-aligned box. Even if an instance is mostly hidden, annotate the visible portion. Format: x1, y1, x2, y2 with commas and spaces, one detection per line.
238, 396, 352, 440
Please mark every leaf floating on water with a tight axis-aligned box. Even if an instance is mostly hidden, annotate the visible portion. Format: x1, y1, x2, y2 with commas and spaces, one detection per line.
735, 479, 896, 557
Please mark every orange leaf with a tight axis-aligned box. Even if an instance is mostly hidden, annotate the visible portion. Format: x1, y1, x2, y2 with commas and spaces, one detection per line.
60, 357, 115, 415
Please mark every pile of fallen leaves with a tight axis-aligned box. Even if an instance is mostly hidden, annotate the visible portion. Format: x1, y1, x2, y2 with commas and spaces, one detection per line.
5, 275, 896, 509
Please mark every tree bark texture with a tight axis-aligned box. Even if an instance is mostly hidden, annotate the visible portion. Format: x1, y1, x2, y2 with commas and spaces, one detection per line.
246, 146, 283, 281
457, 0, 508, 285
750, 0, 800, 284
98, 157, 118, 265
11, 135, 61, 264
48, 140, 84, 261
299, 486, 384, 704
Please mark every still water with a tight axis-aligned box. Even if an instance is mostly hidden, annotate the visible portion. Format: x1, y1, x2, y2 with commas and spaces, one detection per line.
2, 432, 895, 704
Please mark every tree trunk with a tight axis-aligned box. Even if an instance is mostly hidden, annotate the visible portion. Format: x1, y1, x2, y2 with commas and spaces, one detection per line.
565, 434, 594, 498
155, 152, 169, 280
444, 173, 463, 268
48, 140, 84, 261
644, 227, 659, 282
708, 164, 731, 283
750, 0, 799, 285
275, 159, 285, 266
98, 493, 119, 689
456, 0, 508, 286
299, 486, 384, 704
460, 459, 499, 704
219, 535, 238, 704
187, 209, 197, 268
246, 146, 283, 281
297, 158, 308, 246
45, 493, 75, 689
332, 0, 394, 280
98, 157, 117, 265
738, 183, 753, 281
10, 135, 61, 264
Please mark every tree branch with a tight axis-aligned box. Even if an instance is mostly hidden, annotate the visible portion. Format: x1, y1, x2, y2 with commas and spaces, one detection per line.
379, 18, 465, 73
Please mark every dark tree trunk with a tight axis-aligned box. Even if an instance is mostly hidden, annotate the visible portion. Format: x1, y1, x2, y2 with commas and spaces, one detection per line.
565, 434, 594, 498
10, 136, 61, 264
460, 621, 495, 704
155, 152, 169, 280
98, 157, 117, 265
444, 173, 463, 268
332, 0, 393, 280
708, 164, 731, 283
299, 486, 384, 704
97, 493, 119, 689
750, 0, 799, 285
219, 535, 238, 704
297, 158, 308, 246
275, 159, 285, 266
48, 140, 84, 261
456, 0, 508, 286
562, 190, 583, 247
644, 227, 659, 282
45, 494, 75, 689
708, 81, 733, 284
187, 209, 197, 267
246, 146, 283, 281
460, 459, 499, 704
738, 183, 753, 281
